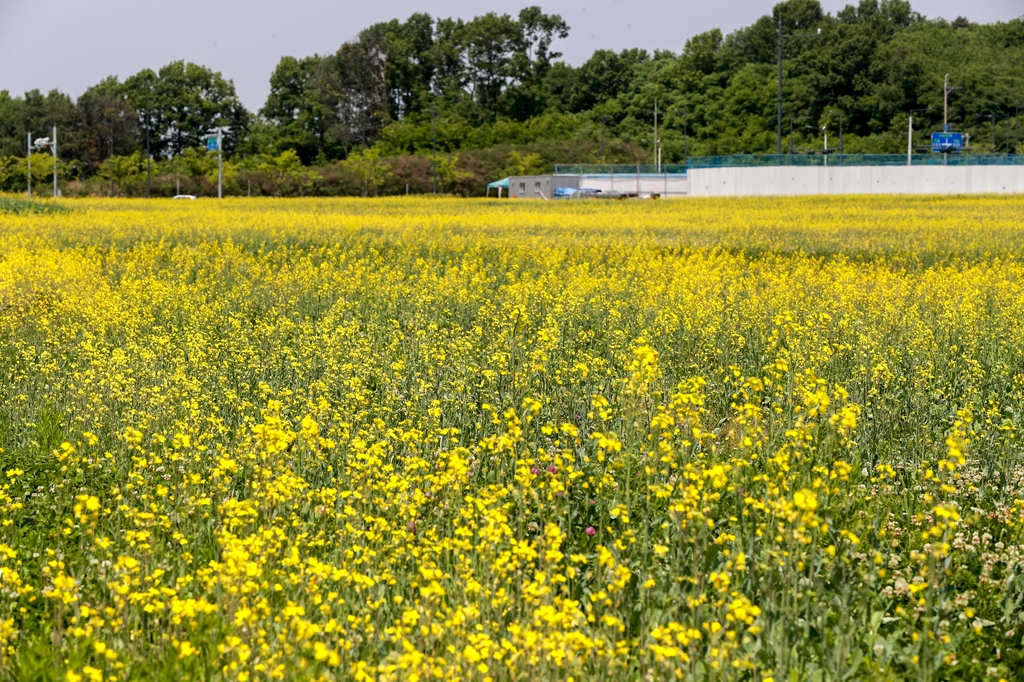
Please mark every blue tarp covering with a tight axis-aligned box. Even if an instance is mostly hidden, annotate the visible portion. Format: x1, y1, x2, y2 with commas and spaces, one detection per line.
487, 177, 510, 189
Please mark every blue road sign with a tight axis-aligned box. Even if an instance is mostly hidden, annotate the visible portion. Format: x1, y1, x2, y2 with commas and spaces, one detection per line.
207, 136, 219, 152
931, 132, 962, 153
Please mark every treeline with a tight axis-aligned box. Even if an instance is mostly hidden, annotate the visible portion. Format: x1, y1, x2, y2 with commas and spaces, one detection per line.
1, 0, 1022, 197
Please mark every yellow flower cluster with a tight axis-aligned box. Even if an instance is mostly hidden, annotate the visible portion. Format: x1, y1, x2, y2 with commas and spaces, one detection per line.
1, 195, 1024, 680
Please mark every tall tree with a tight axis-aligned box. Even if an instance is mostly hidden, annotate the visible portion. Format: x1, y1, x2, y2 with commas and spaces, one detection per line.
315, 28, 389, 157
123, 61, 249, 159
76, 78, 140, 175
261, 56, 325, 163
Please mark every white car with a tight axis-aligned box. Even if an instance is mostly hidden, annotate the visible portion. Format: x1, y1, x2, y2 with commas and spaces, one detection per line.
172, 195, 197, 200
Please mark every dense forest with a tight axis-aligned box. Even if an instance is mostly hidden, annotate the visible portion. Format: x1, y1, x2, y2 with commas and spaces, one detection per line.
0, 0, 1021, 196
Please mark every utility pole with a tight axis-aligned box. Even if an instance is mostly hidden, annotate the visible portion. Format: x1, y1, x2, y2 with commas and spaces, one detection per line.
979, 113, 1003, 151
431, 103, 437, 194
944, 74, 950, 131
203, 126, 226, 198
52, 126, 58, 198
145, 110, 151, 198
217, 127, 223, 199
109, 115, 115, 197
942, 75, 961, 132
653, 99, 659, 171
26, 132, 31, 198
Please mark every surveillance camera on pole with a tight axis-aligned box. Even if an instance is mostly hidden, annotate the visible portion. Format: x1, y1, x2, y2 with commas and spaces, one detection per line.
31, 127, 59, 197
27, 132, 32, 198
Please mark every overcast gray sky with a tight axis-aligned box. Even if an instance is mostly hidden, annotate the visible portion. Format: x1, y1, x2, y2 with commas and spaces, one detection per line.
1, 0, 1021, 111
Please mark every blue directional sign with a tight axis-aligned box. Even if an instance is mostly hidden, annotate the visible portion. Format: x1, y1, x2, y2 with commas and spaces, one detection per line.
931, 132, 962, 153
206, 136, 219, 152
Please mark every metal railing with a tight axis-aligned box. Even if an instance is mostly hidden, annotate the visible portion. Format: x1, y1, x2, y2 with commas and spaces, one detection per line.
687, 154, 1024, 168
555, 155, 1023, 174
554, 164, 689, 175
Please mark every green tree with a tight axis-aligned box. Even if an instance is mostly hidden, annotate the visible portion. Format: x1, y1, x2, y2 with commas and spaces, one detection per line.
435, 154, 472, 193
123, 61, 249, 159
98, 152, 144, 195
500, 150, 544, 177
260, 149, 319, 194
260, 56, 325, 163
343, 148, 394, 196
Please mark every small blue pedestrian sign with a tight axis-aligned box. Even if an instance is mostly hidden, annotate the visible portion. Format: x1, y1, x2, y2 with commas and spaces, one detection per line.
206, 136, 219, 152
931, 132, 962, 153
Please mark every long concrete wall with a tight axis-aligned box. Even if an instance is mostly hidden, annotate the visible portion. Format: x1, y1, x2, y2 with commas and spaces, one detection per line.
689, 165, 1024, 197
577, 174, 688, 197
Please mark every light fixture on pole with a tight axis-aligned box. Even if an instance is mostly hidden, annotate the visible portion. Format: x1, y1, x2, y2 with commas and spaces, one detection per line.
32, 127, 58, 197
26, 132, 32, 198
145, 110, 152, 199
653, 99, 659, 172
979, 113, 1006, 152
109, 115, 115, 197
431, 102, 437, 195
942, 75, 962, 132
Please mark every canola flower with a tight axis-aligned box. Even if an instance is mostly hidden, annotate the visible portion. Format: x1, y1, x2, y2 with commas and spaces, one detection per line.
0, 195, 1024, 680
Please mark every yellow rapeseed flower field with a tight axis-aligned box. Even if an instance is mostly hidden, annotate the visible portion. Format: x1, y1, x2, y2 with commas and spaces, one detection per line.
2, 195, 1024, 681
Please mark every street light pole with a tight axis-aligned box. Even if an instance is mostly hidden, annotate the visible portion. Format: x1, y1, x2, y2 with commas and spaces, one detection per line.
26, 132, 31, 198
146, 110, 151, 199
653, 99, 659, 171
431, 103, 437, 195
942, 75, 962, 133
943, 74, 949, 131
109, 115, 115, 197
979, 113, 1001, 151
52, 126, 58, 198
217, 127, 223, 199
